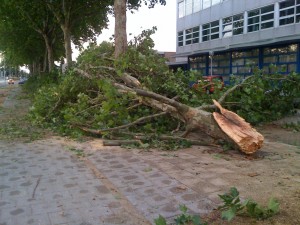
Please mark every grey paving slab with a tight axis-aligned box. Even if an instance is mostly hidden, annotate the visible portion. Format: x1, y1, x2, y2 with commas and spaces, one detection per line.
0, 140, 149, 225
87, 149, 219, 224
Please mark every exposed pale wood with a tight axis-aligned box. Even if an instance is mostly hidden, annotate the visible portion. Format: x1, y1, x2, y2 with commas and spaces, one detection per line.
212, 99, 264, 154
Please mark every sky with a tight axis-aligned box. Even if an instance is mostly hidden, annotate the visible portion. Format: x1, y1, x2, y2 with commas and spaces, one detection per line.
74, 1, 177, 59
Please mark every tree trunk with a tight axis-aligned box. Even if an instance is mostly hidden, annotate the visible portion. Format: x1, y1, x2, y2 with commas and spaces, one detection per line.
112, 76, 264, 154
62, 25, 73, 67
114, 0, 127, 58
75, 68, 264, 154
42, 34, 54, 72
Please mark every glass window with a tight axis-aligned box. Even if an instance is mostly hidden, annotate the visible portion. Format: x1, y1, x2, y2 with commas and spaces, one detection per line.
279, 0, 299, 26
194, 0, 202, 12
178, 1, 184, 18
185, 26, 200, 45
185, 0, 193, 15
280, 0, 295, 9
212, 0, 221, 6
203, 0, 211, 9
178, 31, 184, 47
263, 44, 298, 74
203, 20, 219, 42
248, 5, 274, 32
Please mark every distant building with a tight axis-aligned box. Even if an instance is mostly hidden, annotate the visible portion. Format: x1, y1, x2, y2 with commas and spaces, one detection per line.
176, 0, 300, 83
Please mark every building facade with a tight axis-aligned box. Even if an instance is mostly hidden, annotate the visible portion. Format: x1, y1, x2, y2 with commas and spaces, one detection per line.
176, 0, 300, 83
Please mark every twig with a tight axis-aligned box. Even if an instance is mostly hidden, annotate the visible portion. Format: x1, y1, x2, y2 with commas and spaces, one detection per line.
32, 176, 41, 199
76, 112, 167, 134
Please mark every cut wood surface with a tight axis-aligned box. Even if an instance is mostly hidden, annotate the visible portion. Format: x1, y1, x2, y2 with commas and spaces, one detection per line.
212, 99, 264, 154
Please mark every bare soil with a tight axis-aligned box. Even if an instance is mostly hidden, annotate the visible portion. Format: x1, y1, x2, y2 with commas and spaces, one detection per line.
1, 85, 300, 225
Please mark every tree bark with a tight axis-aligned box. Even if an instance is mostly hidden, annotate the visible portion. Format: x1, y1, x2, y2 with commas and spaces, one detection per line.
114, 0, 128, 58
42, 34, 54, 72
62, 25, 73, 67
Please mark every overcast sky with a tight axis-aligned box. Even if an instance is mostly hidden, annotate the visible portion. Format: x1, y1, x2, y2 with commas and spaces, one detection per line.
74, 1, 176, 58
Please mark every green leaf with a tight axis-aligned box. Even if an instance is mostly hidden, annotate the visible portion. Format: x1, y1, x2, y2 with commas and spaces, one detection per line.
154, 215, 167, 225
179, 204, 188, 213
268, 198, 280, 214
221, 208, 236, 221
192, 215, 202, 225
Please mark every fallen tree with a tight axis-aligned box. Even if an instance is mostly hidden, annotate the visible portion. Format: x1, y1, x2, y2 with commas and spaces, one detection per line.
26, 34, 299, 154
73, 55, 264, 154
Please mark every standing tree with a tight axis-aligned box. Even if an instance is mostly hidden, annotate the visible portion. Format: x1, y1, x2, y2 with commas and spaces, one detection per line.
113, 0, 166, 57
46, 0, 111, 67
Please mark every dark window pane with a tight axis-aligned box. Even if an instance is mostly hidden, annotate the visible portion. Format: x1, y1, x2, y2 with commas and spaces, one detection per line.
262, 13, 274, 21
178, 36, 183, 41
186, 34, 192, 39
193, 27, 199, 32
186, 40, 192, 45
211, 27, 219, 33
202, 30, 210, 35
261, 5, 274, 14
234, 20, 244, 28
249, 9, 259, 17
233, 14, 243, 21
280, 8, 295, 16
280, 0, 295, 9
261, 21, 274, 29
203, 24, 210, 29
248, 16, 259, 24
297, 5, 300, 13
211, 20, 219, 27
297, 0, 300, 4
211, 34, 219, 39
297, 15, 300, 22
280, 17, 295, 25
192, 38, 199, 43
233, 27, 243, 35
223, 17, 232, 24
248, 24, 259, 32
203, 36, 209, 42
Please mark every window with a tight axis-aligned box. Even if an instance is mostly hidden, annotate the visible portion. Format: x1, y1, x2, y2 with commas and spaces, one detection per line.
232, 49, 259, 76
178, 0, 225, 17
185, 26, 200, 45
190, 56, 206, 75
279, 0, 300, 25
185, 0, 193, 16
233, 14, 244, 35
248, 5, 274, 32
178, 31, 184, 47
178, 1, 184, 18
222, 13, 244, 37
209, 53, 231, 76
203, 0, 211, 9
203, 21, 219, 42
261, 5, 274, 29
263, 44, 298, 74
194, 0, 202, 12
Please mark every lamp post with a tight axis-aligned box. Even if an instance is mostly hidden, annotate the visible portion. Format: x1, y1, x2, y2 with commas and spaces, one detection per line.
209, 51, 214, 77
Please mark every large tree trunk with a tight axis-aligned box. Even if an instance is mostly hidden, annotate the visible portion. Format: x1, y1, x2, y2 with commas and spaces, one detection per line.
114, 0, 127, 58
75, 68, 264, 154
42, 34, 54, 72
62, 25, 72, 67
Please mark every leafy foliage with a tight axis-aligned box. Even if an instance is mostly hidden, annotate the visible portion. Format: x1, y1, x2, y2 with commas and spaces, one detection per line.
218, 187, 280, 221
225, 69, 300, 124
154, 204, 206, 225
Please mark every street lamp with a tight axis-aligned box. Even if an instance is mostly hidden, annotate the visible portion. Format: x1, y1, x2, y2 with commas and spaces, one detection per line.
209, 51, 214, 77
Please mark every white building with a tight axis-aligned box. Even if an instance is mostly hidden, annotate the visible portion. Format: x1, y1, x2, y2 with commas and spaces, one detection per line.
176, 0, 300, 83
